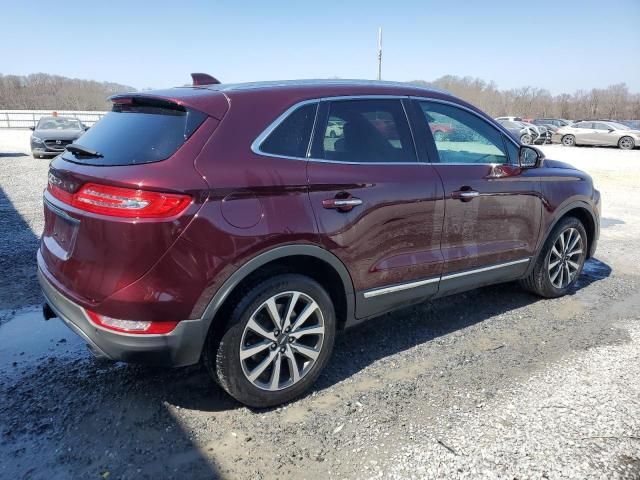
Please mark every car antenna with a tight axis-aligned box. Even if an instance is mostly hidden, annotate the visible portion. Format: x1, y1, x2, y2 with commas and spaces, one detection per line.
191, 73, 221, 86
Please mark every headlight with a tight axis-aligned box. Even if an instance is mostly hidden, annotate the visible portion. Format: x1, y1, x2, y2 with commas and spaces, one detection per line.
32, 136, 43, 144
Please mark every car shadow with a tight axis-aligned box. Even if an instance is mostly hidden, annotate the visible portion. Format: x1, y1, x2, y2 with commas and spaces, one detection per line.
0, 152, 28, 158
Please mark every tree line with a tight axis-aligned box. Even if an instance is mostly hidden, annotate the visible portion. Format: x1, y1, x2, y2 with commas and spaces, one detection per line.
411, 76, 640, 120
1, 72, 638, 120
0, 73, 134, 111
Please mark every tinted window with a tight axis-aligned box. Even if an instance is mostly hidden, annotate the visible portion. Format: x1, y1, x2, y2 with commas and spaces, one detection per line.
574, 122, 592, 129
61, 99, 207, 166
420, 102, 508, 164
319, 99, 416, 163
260, 103, 318, 158
593, 122, 611, 130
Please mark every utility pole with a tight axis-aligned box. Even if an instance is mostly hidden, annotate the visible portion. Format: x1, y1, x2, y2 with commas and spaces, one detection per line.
377, 27, 382, 81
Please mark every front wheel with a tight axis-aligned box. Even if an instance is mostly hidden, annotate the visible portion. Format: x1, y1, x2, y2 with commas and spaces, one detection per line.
520, 133, 532, 145
618, 136, 635, 150
520, 216, 587, 298
205, 274, 336, 407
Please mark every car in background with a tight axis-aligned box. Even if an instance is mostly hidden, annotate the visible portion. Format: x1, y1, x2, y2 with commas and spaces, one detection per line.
30, 116, 88, 158
497, 119, 538, 145
430, 122, 455, 141
495, 116, 523, 122
520, 121, 550, 144
554, 121, 640, 149
533, 118, 573, 129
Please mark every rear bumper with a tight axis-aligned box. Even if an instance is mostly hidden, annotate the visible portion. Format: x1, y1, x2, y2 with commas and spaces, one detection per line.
38, 267, 206, 367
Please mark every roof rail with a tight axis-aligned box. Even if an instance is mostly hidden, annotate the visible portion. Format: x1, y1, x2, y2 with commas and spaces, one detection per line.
191, 73, 221, 86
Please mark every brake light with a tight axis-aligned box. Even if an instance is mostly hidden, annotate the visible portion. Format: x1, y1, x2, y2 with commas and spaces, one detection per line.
48, 182, 191, 219
86, 310, 178, 334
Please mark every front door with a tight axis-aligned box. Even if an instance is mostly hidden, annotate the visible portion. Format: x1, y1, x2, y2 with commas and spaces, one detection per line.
414, 100, 542, 295
306, 98, 445, 319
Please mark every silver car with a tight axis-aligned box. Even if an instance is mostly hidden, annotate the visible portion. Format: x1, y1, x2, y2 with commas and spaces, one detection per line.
554, 121, 640, 150
496, 119, 538, 145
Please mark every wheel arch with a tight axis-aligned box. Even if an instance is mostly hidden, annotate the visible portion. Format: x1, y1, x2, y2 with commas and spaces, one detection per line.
199, 245, 355, 350
537, 201, 598, 265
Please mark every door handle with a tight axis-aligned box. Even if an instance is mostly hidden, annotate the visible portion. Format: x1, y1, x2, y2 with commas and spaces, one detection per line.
451, 190, 479, 202
322, 197, 363, 212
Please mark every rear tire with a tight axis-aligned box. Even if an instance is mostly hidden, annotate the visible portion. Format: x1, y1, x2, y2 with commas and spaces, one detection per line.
618, 136, 635, 150
204, 274, 336, 408
562, 134, 576, 147
520, 216, 587, 298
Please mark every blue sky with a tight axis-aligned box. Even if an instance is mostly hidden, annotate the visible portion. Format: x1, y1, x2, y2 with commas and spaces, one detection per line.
2, 0, 639, 93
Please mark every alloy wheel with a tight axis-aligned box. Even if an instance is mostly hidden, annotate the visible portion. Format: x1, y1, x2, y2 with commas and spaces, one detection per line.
619, 136, 634, 150
521, 134, 532, 145
239, 291, 325, 391
548, 227, 584, 289
562, 135, 575, 146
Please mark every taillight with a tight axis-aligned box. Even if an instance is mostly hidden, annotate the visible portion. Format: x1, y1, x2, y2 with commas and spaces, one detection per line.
48, 181, 191, 219
86, 310, 178, 334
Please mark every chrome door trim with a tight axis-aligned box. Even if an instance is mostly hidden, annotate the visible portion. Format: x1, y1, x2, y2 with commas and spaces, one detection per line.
362, 257, 530, 298
440, 258, 530, 281
363, 276, 440, 298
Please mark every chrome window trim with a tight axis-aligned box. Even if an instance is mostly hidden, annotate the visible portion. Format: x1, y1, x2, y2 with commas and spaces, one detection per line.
250, 99, 320, 161
362, 257, 530, 298
251, 94, 520, 167
252, 95, 417, 164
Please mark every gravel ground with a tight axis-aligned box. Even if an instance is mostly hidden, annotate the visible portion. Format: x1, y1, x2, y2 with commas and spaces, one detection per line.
1, 130, 639, 479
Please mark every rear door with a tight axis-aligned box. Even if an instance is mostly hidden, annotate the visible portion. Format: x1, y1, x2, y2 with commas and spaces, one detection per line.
412, 99, 542, 295
592, 122, 617, 146
573, 122, 597, 144
306, 97, 445, 319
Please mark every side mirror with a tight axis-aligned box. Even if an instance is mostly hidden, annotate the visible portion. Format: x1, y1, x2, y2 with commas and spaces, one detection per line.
608, 129, 615, 133
519, 145, 544, 168
29, 126, 35, 131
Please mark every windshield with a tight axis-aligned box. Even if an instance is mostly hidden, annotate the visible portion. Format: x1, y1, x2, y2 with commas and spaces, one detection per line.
37, 117, 82, 130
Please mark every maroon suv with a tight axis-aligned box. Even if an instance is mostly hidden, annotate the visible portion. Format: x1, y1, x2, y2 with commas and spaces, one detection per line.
39, 77, 600, 407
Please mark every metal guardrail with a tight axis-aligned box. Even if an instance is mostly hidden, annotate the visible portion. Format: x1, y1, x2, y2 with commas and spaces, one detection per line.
0, 110, 107, 128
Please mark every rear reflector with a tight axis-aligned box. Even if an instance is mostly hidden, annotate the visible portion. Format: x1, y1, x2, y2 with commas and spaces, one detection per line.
48, 181, 191, 219
86, 311, 178, 334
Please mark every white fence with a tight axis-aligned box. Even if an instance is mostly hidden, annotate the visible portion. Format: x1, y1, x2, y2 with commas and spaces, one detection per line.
0, 110, 107, 128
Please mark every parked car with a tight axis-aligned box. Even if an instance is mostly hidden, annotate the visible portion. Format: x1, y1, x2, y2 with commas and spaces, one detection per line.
519, 121, 551, 144
430, 122, 455, 141
495, 116, 523, 122
532, 118, 573, 129
30, 116, 87, 158
553, 120, 640, 149
39, 77, 601, 407
496, 119, 538, 144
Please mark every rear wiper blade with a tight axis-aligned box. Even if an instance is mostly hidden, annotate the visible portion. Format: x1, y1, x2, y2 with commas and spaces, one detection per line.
66, 143, 103, 158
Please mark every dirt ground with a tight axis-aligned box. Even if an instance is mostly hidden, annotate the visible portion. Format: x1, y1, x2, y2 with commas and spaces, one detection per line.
1, 129, 639, 479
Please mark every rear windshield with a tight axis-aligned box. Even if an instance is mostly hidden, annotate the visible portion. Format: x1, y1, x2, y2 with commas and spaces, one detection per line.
61, 98, 207, 166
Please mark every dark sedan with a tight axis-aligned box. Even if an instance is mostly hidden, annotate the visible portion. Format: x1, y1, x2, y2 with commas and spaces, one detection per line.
30, 116, 87, 158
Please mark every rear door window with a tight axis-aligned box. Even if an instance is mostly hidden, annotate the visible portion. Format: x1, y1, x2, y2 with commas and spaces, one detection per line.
317, 99, 416, 163
61, 98, 207, 166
